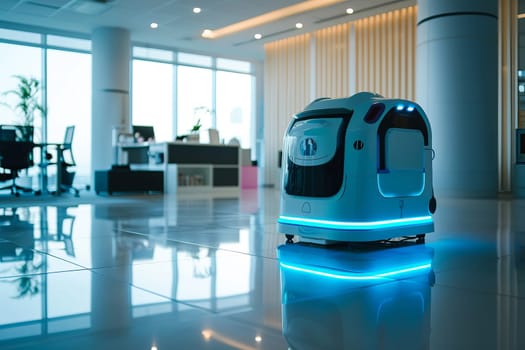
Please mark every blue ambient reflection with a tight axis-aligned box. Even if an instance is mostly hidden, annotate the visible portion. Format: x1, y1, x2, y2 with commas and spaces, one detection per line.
278, 242, 435, 350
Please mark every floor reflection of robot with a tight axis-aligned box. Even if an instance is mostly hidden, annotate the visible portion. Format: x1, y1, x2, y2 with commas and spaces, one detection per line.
278, 92, 436, 244
278, 242, 435, 350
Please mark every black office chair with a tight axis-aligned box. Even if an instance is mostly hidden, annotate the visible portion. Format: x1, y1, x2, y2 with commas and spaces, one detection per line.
0, 141, 36, 196
54, 125, 80, 196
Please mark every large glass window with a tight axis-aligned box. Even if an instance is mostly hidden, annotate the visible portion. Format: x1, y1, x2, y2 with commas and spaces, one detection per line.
178, 52, 212, 67
47, 35, 91, 51
132, 60, 174, 142
0, 43, 42, 132
133, 47, 174, 62
46, 49, 92, 183
216, 71, 253, 148
132, 47, 256, 149
0, 28, 40, 43
0, 42, 43, 183
177, 66, 213, 136
217, 58, 251, 73
0, 30, 258, 192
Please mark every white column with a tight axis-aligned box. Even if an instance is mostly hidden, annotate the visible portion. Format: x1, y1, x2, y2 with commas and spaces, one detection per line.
416, 0, 498, 197
91, 27, 131, 174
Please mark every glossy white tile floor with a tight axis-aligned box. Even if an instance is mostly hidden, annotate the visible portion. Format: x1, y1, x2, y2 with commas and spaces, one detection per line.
0, 188, 524, 350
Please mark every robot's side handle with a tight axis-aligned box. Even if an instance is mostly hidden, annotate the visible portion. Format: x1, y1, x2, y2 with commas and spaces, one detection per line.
430, 149, 437, 214
429, 188, 437, 214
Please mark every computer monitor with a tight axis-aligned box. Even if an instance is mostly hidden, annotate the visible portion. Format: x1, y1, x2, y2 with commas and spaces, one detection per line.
132, 125, 155, 142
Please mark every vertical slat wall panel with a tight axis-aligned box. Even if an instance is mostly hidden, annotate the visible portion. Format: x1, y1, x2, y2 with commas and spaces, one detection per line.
354, 6, 416, 99
407, 7, 415, 99
374, 15, 381, 93
263, 6, 416, 186
380, 13, 387, 95
264, 34, 311, 187
396, 8, 403, 97
314, 23, 350, 98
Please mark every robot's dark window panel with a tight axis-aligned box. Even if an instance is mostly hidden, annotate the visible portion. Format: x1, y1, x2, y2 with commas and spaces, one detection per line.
283, 113, 351, 197
364, 103, 385, 123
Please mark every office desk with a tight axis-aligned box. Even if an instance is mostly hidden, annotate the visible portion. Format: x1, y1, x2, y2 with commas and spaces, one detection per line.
123, 142, 241, 195
35, 142, 68, 195
94, 166, 163, 195
93, 142, 163, 195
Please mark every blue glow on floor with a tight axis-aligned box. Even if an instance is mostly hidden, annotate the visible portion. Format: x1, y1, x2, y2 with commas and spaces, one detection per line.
278, 215, 433, 230
280, 261, 432, 280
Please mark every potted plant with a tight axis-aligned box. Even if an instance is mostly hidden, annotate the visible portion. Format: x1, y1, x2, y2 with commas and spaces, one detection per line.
187, 106, 209, 143
191, 118, 202, 134
2, 75, 47, 141
1, 75, 47, 189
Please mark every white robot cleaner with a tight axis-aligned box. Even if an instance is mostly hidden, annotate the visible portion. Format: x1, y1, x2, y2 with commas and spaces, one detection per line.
277, 92, 436, 244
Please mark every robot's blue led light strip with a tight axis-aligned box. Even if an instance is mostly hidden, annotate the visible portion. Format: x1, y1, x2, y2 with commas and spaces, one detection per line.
280, 261, 432, 280
278, 215, 433, 230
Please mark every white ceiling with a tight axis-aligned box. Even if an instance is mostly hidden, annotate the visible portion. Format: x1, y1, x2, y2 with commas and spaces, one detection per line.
0, 0, 412, 61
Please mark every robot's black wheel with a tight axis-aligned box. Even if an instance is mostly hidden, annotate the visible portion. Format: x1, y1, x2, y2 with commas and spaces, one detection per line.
416, 234, 426, 244
428, 270, 436, 286
285, 234, 294, 244
429, 196, 437, 214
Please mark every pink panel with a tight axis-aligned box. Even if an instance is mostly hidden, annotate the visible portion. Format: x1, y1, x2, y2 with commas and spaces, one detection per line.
241, 166, 258, 189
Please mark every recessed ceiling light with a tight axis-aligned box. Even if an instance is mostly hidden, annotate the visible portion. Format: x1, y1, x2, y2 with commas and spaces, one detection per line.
346, 8, 354, 14
150, 22, 158, 29
193, 7, 201, 14
202, 330, 212, 341
202, 29, 213, 38
254, 33, 262, 40
295, 22, 303, 29
69, 0, 115, 15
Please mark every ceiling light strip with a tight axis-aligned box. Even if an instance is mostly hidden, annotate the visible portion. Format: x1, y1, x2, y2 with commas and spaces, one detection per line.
203, 0, 344, 39
233, 28, 299, 46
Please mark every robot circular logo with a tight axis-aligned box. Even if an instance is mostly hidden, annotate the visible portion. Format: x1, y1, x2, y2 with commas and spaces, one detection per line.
353, 139, 364, 150
300, 137, 317, 156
